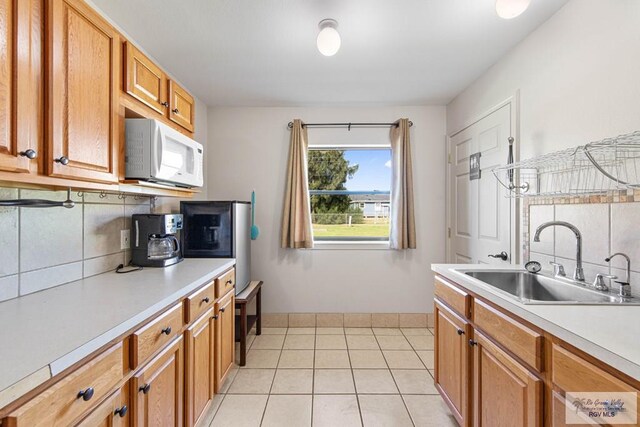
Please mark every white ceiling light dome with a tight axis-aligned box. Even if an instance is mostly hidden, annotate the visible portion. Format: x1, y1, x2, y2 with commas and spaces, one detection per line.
317, 19, 341, 56
495, 0, 531, 19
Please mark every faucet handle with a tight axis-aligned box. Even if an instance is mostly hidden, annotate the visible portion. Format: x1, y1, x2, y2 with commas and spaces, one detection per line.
614, 281, 632, 298
549, 262, 566, 277
593, 274, 617, 292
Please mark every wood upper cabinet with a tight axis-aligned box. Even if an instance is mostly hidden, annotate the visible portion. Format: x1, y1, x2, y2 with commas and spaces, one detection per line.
472, 331, 542, 427
434, 299, 470, 427
46, 0, 120, 183
0, 0, 42, 174
168, 80, 194, 132
133, 336, 184, 427
185, 308, 215, 426
215, 290, 235, 393
76, 384, 129, 427
124, 41, 167, 115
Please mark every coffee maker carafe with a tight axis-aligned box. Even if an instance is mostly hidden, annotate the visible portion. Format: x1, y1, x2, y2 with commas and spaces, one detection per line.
131, 214, 183, 267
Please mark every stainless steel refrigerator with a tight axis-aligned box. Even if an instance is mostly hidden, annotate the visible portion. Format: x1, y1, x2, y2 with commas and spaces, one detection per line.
180, 201, 251, 295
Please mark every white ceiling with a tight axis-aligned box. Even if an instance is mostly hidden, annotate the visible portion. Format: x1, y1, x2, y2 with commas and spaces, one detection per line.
92, 0, 568, 107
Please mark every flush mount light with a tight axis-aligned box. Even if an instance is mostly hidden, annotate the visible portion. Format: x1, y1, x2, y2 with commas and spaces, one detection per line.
317, 19, 341, 56
495, 0, 531, 19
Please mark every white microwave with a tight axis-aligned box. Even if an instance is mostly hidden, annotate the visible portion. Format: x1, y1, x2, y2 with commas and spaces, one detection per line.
125, 119, 204, 188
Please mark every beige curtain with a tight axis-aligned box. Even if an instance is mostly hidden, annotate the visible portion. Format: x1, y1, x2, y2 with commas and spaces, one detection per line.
281, 119, 314, 249
390, 118, 416, 249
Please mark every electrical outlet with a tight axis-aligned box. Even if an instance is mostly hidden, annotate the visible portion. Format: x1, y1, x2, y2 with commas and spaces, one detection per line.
121, 229, 130, 250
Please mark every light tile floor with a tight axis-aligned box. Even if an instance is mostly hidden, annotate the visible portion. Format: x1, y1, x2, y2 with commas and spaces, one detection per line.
205, 326, 458, 427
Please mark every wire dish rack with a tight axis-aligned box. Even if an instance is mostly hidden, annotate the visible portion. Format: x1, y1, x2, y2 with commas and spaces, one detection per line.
492, 131, 640, 198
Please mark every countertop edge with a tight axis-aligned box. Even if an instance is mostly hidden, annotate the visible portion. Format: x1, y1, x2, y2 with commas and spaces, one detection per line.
432, 264, 640, 382
0, 259, 235, 407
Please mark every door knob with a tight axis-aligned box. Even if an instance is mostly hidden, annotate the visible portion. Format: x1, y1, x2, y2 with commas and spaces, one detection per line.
488, 251, 508, 261
457, 329, 465, 336
77, 387, 95, 401
114, 405, 128, 417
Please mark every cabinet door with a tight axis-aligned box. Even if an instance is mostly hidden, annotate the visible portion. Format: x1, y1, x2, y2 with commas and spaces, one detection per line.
185, 308, 215, 426
0, 0, 41, 174
76, 385, 129, 427
133, 336, 184, 427
472, 331, 542, 427
434, 299, 470, 426
168, 80, 194, 132
47, 0, 119, 183
124, 42, 167, 115
215, 291, 235, 393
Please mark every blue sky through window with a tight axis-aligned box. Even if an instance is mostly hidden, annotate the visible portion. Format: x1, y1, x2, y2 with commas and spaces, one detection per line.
343, 149, 391, 191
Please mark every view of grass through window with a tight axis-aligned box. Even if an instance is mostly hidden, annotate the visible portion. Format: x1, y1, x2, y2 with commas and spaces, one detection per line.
308, 148, 391, 241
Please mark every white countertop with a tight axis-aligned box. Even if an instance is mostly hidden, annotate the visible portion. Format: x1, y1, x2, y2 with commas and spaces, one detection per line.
0, 258, 235, 406
432, 264, 640, 382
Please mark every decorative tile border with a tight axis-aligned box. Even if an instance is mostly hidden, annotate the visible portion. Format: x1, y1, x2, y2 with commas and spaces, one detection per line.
522, 189, 640, 260
262, 313, 434, 328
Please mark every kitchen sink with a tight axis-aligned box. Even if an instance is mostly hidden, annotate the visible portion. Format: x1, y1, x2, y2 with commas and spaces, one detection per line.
463, 270, 640, 305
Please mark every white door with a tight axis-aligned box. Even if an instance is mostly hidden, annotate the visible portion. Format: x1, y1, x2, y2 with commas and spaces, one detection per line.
448, 103, 514, 265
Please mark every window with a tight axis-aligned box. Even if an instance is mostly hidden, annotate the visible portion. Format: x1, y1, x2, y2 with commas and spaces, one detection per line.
308, 147, 391, 242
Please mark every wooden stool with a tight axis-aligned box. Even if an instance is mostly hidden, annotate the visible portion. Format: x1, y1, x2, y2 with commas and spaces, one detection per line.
234, 280, 263, 366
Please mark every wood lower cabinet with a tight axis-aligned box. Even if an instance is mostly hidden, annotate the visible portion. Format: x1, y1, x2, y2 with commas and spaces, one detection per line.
132, 336, 184, 427
0, 0, 42, 174
472, 331, 542, 427
47, 0, 120, 183
185, 308, 215, 426
76, 384, 129, 427
215, 291, 235, 393
434, 299, 470, 426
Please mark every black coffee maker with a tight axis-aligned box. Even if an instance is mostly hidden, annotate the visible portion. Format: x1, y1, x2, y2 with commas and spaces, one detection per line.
131, 214, 183, 267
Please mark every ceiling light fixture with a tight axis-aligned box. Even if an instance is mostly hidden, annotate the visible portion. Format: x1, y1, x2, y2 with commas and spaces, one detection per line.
495, 0, 531, 19
317, 19, 341, 56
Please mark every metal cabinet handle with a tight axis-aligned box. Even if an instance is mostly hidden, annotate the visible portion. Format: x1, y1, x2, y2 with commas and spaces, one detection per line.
139, 384, 151, 394
219, 307, 226, 313
212, 315, 219, 320
457, 329, 465, 336
114, 405, 128, 417
469, 339, 478, 347
19, 149, 37, 159
77, 387, 95, 401
161, 101, 169, 107
226, 280, 233, 285
161, 326, 172, 335
55, 156, 69, 165
202, 297, 210, 304
172, 108, 179, 114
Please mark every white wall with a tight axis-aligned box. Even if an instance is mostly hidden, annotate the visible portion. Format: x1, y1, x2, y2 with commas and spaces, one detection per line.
207, 106, 446, 313
447, 0, 640, 157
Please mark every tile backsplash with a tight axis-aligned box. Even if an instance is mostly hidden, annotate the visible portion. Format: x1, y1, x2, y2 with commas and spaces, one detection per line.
527, 200, 640, 296
0, 187, 152, 302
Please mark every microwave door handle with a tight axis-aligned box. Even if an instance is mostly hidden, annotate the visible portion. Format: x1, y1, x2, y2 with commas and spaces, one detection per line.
155, 125, 164, 176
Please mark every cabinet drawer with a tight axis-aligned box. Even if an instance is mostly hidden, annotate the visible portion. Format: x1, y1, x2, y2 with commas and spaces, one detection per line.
216, 268, 235, 298
434, 276, 471, 318
4, 343, 124, 427
131, 303, 183, 368
185, 281, 215, 324
473, 299, 543, 371
552, 344, 638, 393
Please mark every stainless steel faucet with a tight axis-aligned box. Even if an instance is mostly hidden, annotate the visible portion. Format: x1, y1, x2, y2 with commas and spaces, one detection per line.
533, 221, 585, 282
605, 252, 632, 297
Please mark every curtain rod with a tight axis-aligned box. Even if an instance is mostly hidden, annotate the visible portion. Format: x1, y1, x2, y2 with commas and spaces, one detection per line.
287, 121, 413, 130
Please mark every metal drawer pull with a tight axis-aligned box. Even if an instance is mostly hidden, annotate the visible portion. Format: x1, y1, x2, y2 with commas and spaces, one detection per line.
457, 329, 465, 336
139, 384, 151, 394
161, 326, 172, 335
469, 339, 478, 347
202, 297, 210, 303
77, 387, 94, 401
114, 405, 128, 417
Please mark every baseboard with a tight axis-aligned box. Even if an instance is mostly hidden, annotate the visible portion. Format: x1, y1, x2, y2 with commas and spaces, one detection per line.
261, 313, 434, 328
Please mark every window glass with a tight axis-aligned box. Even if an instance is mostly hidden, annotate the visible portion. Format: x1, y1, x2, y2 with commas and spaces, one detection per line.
308, 148, 391, 241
